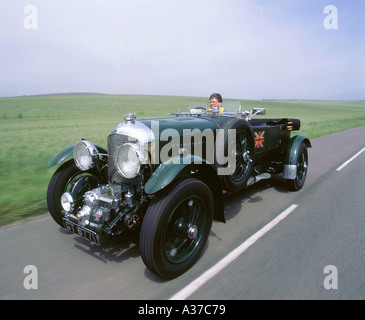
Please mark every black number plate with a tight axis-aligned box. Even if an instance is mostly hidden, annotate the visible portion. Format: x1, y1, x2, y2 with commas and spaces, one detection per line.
63, 218, 100, 245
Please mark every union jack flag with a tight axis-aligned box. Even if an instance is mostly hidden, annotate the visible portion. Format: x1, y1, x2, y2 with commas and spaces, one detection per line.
254, 131, 265, 148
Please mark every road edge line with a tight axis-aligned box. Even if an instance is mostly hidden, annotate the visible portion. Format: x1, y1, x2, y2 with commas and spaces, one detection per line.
336, 147, 365, 171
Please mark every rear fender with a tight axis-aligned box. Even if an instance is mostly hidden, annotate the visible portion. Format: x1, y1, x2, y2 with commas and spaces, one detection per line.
283, 135, 311, 179
48, 144, 107, 168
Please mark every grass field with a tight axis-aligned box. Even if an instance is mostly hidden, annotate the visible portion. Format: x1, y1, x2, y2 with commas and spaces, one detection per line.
1, 94, 364, 226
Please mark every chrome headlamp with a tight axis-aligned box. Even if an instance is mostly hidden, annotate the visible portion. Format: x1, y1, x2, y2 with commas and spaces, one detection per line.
114, 143, 142, 179
61, 192, 74, 212
73, 139, 98, 171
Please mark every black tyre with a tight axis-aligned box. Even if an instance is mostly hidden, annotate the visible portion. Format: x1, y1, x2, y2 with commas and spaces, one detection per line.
140, 178, 214, 279
287, 143, 308, 191
47, 160, 100, 226
216, 119, 255, 192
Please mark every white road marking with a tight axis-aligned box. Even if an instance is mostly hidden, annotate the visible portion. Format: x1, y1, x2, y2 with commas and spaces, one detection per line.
336, 147, 365, 171
169, 204, 298, 300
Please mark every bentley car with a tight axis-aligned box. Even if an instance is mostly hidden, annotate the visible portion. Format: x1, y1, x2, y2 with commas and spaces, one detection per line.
47, 101, 311, 278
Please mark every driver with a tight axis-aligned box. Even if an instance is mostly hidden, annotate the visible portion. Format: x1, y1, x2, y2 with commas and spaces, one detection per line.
208, 93, 223, 113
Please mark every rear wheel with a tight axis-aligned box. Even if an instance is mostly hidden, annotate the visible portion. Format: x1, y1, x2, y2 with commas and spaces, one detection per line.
140, 178, 213, 279
287, 143, 308, 191
47, 160, 100, 226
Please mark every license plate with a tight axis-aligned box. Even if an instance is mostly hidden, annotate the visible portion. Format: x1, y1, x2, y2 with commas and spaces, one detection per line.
63, 218, 100, 245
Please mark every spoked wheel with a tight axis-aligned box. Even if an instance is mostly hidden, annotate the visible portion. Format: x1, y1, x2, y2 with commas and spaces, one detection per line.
231, 129, 254, 182
47, 159, 100, 226
217, 119, 255, 192
140, 178, 214, 279
287, 143, 308, 191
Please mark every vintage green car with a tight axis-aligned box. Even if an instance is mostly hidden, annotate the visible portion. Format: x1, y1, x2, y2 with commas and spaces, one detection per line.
47, 102, 311, 278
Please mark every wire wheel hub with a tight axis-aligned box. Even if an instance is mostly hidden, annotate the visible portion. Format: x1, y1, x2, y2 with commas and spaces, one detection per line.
187, 224, 198, 240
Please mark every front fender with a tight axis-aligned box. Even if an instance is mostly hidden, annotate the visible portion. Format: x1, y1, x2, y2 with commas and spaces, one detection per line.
48, 144, 107, 167
145, 155, 225, 222
144, 155, 213, 194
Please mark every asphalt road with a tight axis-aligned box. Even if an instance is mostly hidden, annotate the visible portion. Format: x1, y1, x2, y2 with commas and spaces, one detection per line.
1, 126, 365, 300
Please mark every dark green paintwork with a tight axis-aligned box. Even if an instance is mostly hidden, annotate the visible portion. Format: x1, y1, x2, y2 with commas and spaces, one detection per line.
48, 145, 74, 167
138, 116, 220, 135
284, 135, 312, 165
144, 155, 212, 194
163, 194, 208, 263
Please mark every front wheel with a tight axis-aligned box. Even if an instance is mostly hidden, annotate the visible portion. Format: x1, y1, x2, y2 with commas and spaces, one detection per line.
139, 178, 214, 279
47, 160, 100, 226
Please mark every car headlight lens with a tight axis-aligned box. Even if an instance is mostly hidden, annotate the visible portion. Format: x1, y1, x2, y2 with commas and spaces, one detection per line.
73, 140, 98, 171
114, 143, 141, 179
61, 192, 74, 212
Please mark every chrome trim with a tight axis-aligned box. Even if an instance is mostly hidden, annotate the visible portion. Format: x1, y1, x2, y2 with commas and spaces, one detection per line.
114, 142, 142, 179
124, 112, 136, 123
283, 164, 297, 179
73, 139, 98, 171
61, 192, 74, 212
112, 120, 155, 146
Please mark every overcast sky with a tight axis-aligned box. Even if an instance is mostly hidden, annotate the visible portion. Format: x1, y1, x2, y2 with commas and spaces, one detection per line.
1, 0, 364, 99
